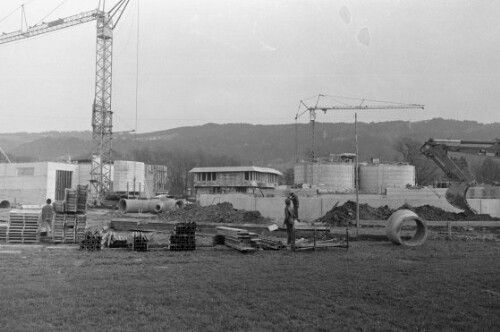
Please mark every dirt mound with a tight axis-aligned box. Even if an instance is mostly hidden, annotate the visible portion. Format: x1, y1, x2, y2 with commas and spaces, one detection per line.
158, 202, 271, 224
315, 201, 500, 224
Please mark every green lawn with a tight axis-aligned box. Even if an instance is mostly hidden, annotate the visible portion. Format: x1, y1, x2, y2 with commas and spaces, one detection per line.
0, 240, 498, 331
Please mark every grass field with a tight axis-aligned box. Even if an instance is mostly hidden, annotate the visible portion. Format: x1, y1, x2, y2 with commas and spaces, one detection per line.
0, 240, 498, 331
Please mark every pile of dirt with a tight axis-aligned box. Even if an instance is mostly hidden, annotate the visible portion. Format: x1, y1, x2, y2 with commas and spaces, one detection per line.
314, 201, 394, 226
315, 201, 500, 224
158, 202, 271, 224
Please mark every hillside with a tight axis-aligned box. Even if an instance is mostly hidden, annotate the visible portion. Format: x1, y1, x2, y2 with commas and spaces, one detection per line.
1, 118, 499, 170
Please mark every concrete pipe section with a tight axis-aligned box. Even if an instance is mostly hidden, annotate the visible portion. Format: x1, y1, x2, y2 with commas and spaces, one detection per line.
153, 199, 184, 213
0, 200, 10, 209
386, 209, 428, 246
118, 199, 159, 214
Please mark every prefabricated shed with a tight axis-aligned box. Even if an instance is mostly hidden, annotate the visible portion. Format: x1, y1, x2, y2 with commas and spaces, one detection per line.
0, 162, 78, 205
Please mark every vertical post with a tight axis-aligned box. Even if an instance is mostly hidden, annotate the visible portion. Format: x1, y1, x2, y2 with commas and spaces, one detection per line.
355, 113, 360, 237
295, 119, 298, 163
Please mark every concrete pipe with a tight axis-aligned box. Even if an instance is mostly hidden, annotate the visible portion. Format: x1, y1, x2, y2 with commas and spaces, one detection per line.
118, 199, 159, 214
153, 199, 185, 213
386, 209, 428, 246
0, 200, 10, 209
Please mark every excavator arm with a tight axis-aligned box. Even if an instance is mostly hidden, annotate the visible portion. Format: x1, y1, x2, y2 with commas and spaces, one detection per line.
421, 138, 500, 213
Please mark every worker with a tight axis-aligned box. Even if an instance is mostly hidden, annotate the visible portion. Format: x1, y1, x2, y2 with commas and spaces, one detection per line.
284, 198, 295, 250
40, 198, 54, 236
288, 191, 299, 222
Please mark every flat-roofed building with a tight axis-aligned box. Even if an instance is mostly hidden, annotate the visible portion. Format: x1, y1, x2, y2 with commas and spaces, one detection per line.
0, 162, 78, 205
189, 166, 282, 195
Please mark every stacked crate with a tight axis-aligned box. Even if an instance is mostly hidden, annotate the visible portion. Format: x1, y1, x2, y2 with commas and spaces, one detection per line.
64, 214, 76, 244
75, 215, 87, 243
0, 223, 7, 242
77, 185, 87, 213
7, 210, 40, 244
54, 185, 88, 244
52, 214, 66, 242
80, 231, 102, 251
170, 222, 196, 251
65, 188, 78, 213
133, 232, 148, 251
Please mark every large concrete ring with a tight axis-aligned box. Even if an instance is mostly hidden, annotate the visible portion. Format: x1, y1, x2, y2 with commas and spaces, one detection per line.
386, 209, 428, 246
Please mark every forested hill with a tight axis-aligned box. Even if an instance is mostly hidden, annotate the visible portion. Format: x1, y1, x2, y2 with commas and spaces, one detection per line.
1, 118, 500, 170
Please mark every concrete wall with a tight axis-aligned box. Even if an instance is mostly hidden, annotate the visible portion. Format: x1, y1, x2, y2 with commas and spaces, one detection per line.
199, 187, 500, 223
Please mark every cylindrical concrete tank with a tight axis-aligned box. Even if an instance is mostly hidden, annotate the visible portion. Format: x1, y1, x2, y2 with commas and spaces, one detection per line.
359, 163, 415, 194
294, 162, 355, 193
113, 160, 145, 193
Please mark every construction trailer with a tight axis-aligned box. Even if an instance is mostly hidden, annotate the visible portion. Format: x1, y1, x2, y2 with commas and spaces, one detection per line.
0, 162, 78, 206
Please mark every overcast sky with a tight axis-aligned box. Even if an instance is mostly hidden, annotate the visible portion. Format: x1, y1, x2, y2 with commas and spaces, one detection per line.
0, 0, 498, 133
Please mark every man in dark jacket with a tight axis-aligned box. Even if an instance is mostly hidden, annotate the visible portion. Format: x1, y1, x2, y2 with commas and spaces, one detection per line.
288, 192, 299, 221
284, 198, 295, 250
41, 198, 54, 236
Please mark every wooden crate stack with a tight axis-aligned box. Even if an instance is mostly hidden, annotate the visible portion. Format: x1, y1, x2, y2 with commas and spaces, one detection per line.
7, 210, 40, 244
52, 214, 66, 242
75, 215, 87, 242
76, 185, 87, 213
0, 223, 8, 242
65, 188, 78, 213
53, 185, 88, 244
64, 215, 76, 244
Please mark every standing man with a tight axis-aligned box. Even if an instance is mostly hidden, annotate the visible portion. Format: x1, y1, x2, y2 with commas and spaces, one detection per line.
288, 191, 299, 222
284, 198, 295, 250
41, 198, 54, 236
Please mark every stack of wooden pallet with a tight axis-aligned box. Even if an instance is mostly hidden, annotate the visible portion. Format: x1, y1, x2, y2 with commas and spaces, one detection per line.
216, 226, 256, 252
0, 223, 8, 242
7, 210, 40, 243
76, 185, 88, 213
64, 188, 78, 213
75, 214, 87, 242
52, 214, 66, 242
64, 215, 76, 244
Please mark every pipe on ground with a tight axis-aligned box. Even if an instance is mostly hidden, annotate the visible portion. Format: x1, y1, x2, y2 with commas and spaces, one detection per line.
386, 209, 428, 246
0, 200, 10, 209
153, 199, 184, 213
118, 199, 159, 214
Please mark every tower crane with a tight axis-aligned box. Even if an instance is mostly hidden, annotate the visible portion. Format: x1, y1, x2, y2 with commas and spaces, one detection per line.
0, 0, 131, 202
295, 94, 424, 160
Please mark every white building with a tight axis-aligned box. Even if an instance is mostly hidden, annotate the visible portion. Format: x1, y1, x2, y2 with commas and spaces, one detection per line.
0, 162, 78, 205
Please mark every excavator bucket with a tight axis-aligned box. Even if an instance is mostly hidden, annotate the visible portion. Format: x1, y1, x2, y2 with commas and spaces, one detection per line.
445, 182, 476, 214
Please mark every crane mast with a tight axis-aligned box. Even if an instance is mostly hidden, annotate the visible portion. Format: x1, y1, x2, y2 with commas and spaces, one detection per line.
0, 0, 131, 203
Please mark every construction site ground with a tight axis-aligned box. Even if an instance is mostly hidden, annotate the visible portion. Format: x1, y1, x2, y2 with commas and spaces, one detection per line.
0, 203, 499, 330
0, 240, 498, 331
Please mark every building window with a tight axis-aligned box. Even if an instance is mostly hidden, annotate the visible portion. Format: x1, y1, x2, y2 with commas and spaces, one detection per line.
17, 167, 35, 176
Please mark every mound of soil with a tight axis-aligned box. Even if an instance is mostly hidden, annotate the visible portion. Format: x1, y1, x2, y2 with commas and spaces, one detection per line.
315, 201, 500, 224
158, 202, 271, 224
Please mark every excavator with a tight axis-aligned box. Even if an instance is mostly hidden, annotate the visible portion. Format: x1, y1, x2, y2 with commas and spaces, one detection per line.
420, 138, 500, 214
